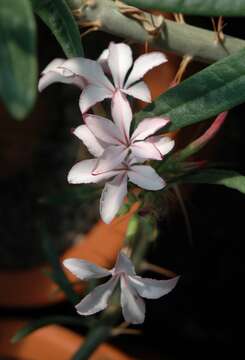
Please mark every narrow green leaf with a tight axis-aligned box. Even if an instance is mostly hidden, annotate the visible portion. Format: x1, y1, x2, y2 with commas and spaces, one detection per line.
134, 47, 245, 131
41, 225, 81, 306
11, 316, 85, 343
32, 0, 83, 57
182, 169, 245, 194
0, 0, 37, 120
124, 0, 245, 17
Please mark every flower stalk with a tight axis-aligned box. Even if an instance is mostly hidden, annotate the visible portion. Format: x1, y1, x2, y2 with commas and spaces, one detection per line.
72, 0, 245, 64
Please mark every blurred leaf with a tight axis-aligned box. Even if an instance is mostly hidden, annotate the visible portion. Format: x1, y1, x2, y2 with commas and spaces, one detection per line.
0, 0, 37, 120
32, 0, 83, 57
134, 47, 245, 131
12, 316, 85, 343
124, 0, 245, 16
182, 169, 245, 194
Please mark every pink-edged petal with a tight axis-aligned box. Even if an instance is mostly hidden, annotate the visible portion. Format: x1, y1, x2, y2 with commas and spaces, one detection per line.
97, 48, 110, 74
123, 81, 151, 103
131, 141, 162, 160
128, 165, 165, 190
111, 91, 132, 142
84, 114, 123, 144
63, 258, 111, 280
147, 136, 175, 156
93, 145, 129, 175
73, 125, 105, 157
60, 57, 114, 91
114, 252, 136, 276
68, 159, 117, 184
125, 52, 167, 88
108, 42, 133, 88
128, 275, 180, 299
76, 277, 118, 315
120, 275, 145, 324
38, 71, 84, 92
131, 117, 169, 141
41, 58, 65, 74
79, 85, 112, 113
100, 174, 128, 224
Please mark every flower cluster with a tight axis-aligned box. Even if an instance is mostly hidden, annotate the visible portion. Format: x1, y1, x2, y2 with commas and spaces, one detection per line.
40, 42, 174, 224
40, 43, 179, 324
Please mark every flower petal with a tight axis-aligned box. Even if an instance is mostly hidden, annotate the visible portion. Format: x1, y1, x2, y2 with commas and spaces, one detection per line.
123, 81, 151, 103
73, 125, 105, 157
100, 173, 128, 224
128, 275, 180, 299
97, 48, 110, 73
93, 145, 129, 175
131, 141, 162, 160
41, 58, 65, 74
147, 136, 175, 157
79, 85, 112, 113
111, 91, 132, 142
131, 117, 169, 141
84, 114, 123, 144
76, 277, 118, 315
63, 258, 111, 280
68, 159, 117, 184
39, 58, 86, 92
108, 42, 133, 88
38, 71, 85, 92
128, 165, 165, 190
114, 252, 136, 276
125, 52, 167, 88
120, 275, 145, 324
61, 57, 114, 91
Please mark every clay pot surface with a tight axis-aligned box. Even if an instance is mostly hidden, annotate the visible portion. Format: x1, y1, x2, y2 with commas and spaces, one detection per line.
0, 319, 134, 360
0, 209, 135, 308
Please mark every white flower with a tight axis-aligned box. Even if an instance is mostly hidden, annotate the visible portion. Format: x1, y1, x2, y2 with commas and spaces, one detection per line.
63, 251, 179, 324
38, 58, 87, 92
83, 90, 174, 174
68, 152, 165, 224
59, 42, 167, 113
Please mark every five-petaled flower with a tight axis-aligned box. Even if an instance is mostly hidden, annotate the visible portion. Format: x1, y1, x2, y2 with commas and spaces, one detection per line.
68, 151, 165, 224
63, 251, 179, 324
39, 42, 167, 114
82, 90, 174, 174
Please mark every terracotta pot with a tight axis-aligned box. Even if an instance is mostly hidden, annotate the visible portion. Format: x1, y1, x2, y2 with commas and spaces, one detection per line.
0, 208, 136, 308
0, 319, 134, 360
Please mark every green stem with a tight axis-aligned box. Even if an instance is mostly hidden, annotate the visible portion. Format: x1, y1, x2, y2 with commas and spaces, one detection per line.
12, 316, 85, 343
72, 326, 111, 360
74, 0, 245, 63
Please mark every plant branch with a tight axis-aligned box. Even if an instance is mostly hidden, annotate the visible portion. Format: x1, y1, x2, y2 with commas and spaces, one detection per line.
72, 0, 245, 63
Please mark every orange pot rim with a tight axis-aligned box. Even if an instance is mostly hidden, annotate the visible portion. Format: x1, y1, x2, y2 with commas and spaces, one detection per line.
0, 319, 134, 360
0, 209, 136, 308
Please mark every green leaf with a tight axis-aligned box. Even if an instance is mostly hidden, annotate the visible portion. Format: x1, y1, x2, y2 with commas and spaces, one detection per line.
0, 0, 37, 120
134, 47, 245, 131
182, 169, 245, 194
124, 0, 245, 17
11, 316, 85, 343
40, 225, 81, 306
32, 0, 83, 57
